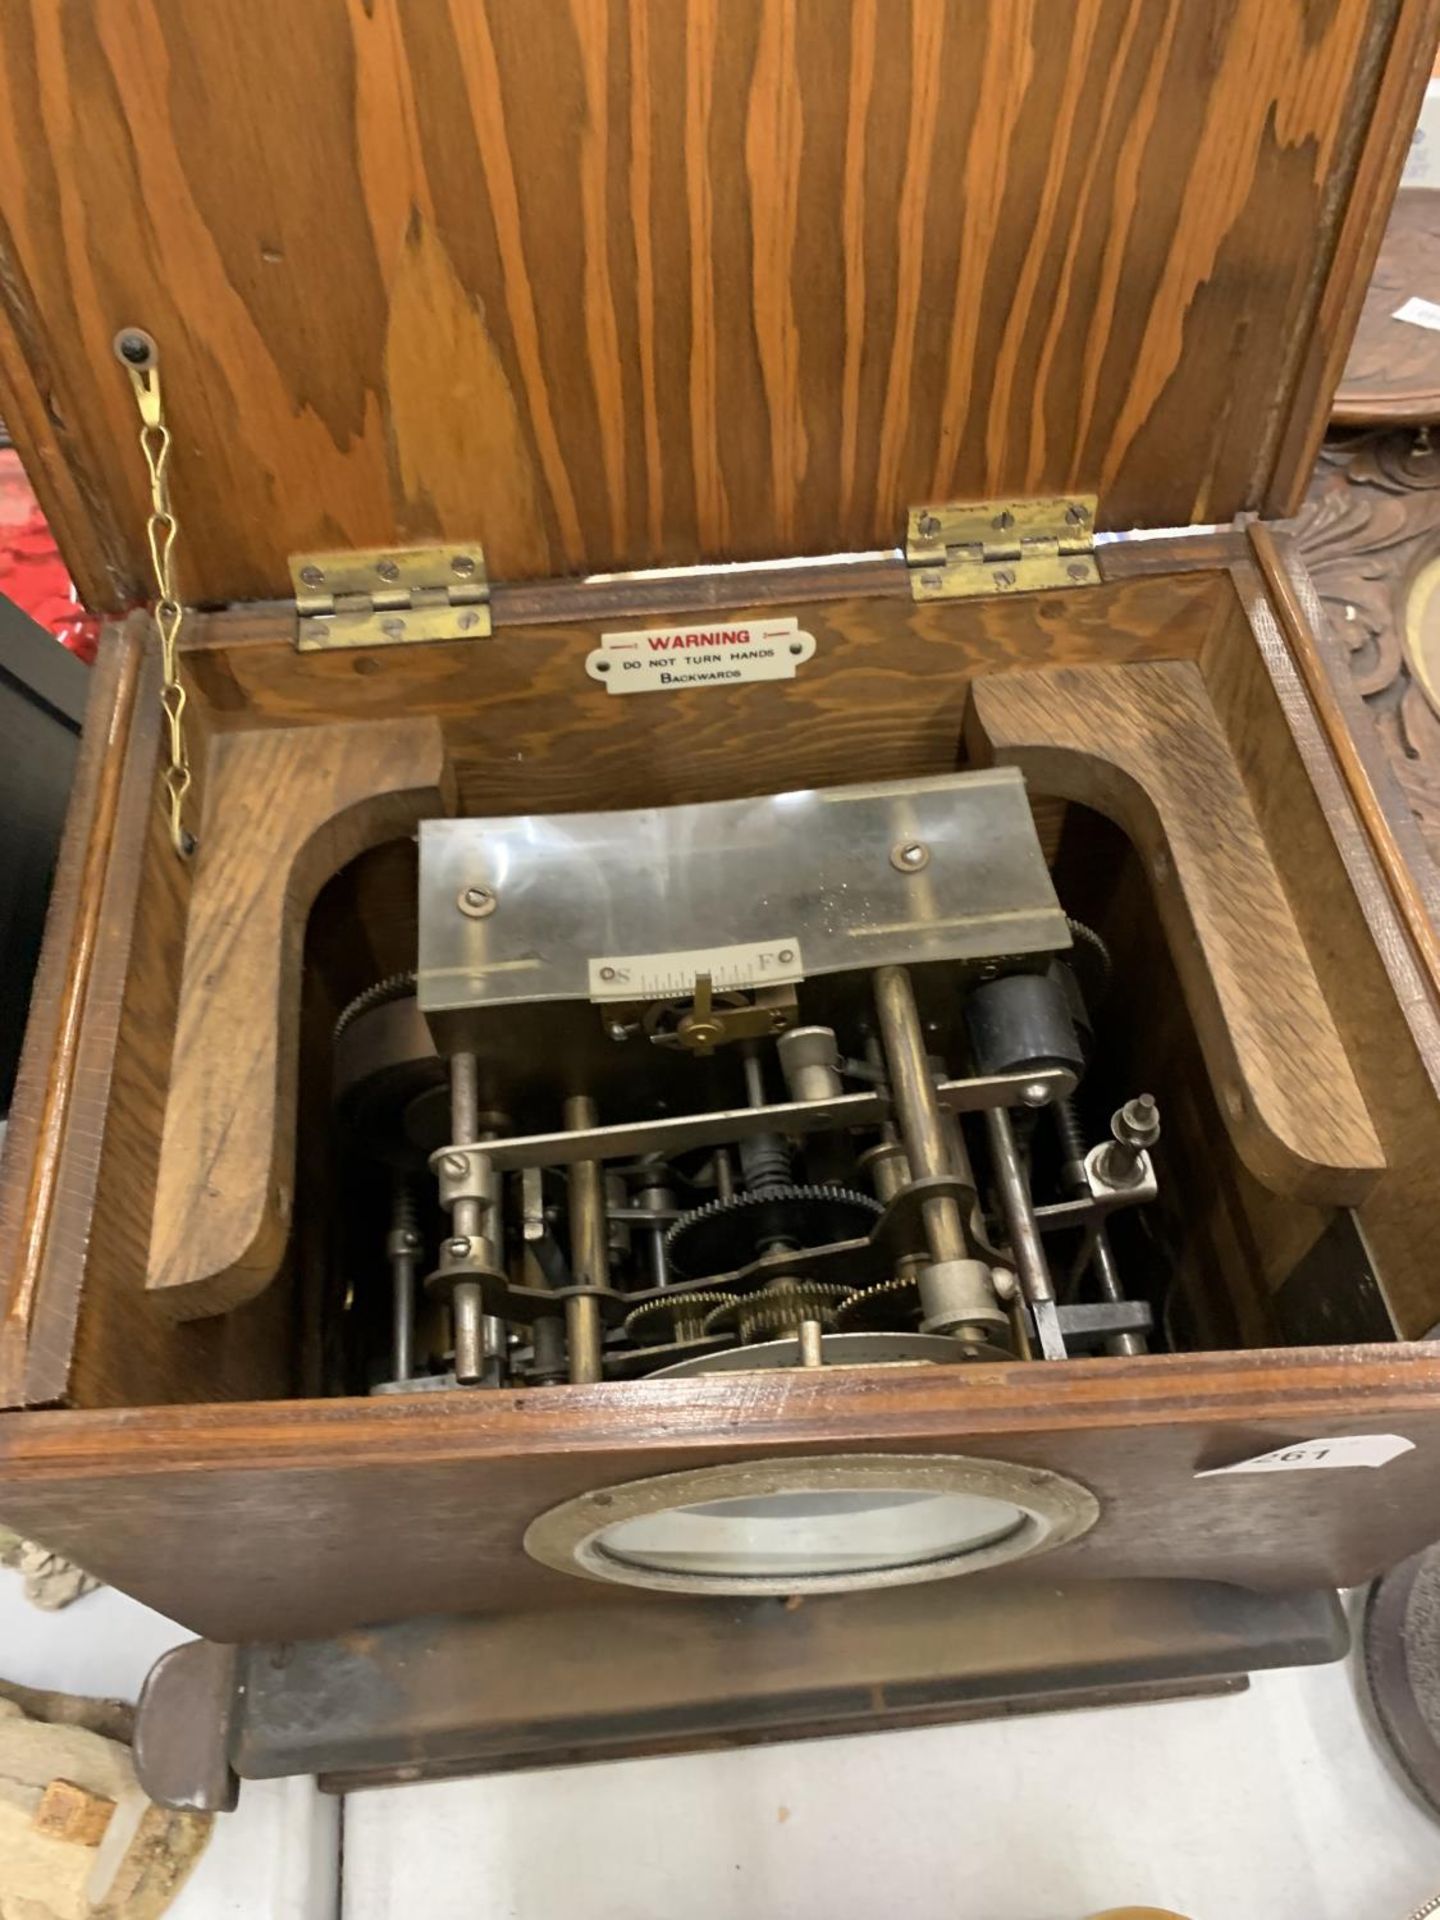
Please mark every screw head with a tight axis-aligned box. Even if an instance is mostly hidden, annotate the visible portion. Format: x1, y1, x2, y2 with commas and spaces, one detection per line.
1065, 502, 1089, 526
1020, 1080, 1051, 1107
890, 840, 930, 873
441, 1152, 469, 1178
598, 964, 618, 981
917, 512, 942, 538
1066, 561, 1090, 582
993, 568, 1017, 590
993, 509, 1016, 532
299, 564, 325, 588
451, 555, 476, 577
380, 616, 405, 638
375, 558, 400, 582
446, 1236, 471, 1262
920, 570, 944, 591
458, 885, 497, 919
456, 609, 480, 632
113, 327, 157, 369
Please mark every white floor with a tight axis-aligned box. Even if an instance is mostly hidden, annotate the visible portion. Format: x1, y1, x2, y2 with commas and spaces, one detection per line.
4, 1567, 1440, 1920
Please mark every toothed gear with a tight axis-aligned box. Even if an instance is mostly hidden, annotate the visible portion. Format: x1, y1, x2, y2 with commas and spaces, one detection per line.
835, 1275, 921, 1330
623, 1292, 738, 1345
334, 970, 418, 1041
703, 1282, 853, 1342
665, 1184, 882, 1280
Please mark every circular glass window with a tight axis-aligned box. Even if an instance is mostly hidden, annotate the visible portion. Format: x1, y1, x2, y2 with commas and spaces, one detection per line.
595, 1486, 1027, 1580
525, 1454, 1098, 1596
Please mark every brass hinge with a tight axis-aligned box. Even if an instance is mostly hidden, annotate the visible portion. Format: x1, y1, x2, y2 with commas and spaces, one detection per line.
905, 496, 1098, 601
290, 544, 491, 652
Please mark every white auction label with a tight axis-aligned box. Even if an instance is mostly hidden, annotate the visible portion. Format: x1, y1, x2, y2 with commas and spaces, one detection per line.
1196, 1433, 1414, 1477
1394, 295, 1440, 333
588, 939, 804, 1002
586, 616, 815, 694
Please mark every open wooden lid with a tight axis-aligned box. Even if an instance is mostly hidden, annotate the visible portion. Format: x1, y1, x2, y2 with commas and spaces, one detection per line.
0, 0, 1431, 612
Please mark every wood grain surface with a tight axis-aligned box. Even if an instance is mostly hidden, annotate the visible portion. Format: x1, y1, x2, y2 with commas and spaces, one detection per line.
1217, 540, 1440, 1338
1265, 0, 1440, 497
147, 721, 454, 1321
186, 574, 1217, 816
2, 1349, 1440, 1642
0, 0, 1423, 608
967, 660, 1385, 1204
0, 621, 145, 1408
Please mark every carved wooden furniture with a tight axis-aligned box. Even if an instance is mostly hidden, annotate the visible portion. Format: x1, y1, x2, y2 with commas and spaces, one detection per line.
1, 0, 1440, 1785
1293, 190, 1440, 892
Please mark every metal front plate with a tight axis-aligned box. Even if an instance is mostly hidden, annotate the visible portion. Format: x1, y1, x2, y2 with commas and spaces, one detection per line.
418, 767, 1068, 1015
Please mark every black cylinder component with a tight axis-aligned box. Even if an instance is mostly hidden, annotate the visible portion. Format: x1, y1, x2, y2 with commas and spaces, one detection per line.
965, 967, 1085, 1080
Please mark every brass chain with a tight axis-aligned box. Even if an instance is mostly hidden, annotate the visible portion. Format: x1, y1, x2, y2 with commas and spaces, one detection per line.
114, 330, 195, 859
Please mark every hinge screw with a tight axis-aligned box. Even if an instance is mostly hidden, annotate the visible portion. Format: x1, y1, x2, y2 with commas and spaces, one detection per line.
375, 558, 400, 582
299, 564, 325, 588
993, 509, 1015, 531
920, 570, 943, 590
993, 569, 1017, 590
1067, 562, 1090, 582
917, 512, 941, 538
452, 555, 476, 577
381, 617, 405, 638
1065, 502, 1089, 525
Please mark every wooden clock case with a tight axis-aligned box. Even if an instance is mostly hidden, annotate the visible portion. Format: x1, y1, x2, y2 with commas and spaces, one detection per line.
2, 0, 1440, 1784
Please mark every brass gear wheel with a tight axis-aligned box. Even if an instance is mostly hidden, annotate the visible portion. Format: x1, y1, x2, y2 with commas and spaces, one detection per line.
835, 1275, 921, 1330
702, 1282, 852, 1343
623, 1292, 738, 1346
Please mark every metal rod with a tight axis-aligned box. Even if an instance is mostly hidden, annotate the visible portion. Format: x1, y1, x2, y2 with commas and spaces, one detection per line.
1055, 1099, 1145, 1357
387, 1175, 419, 1384
873, 966, 967, 1268
983, 1104, 1065, 1360
453, 1283, 485, 1386
634, 1172, 674, 1291
741, 1050, 767, 1108
983, 1106, 1053, 1302
448, 1052, 485, 1385
798, 1319, 825, 1368
449, 1051, 482, 1247
466, 1067, 1075, 1172
563, 1094, 607, 1384
1089, 1234, 1146, 1358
